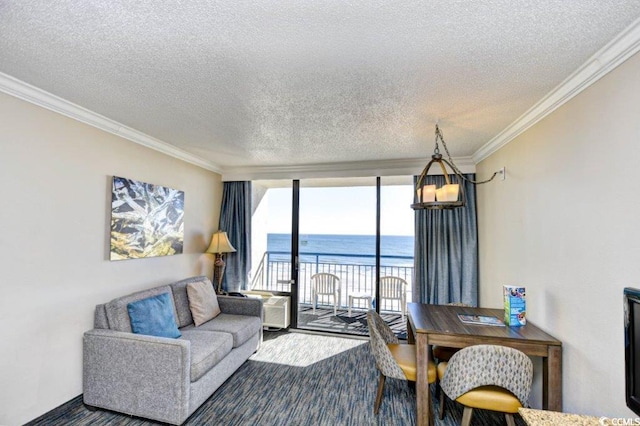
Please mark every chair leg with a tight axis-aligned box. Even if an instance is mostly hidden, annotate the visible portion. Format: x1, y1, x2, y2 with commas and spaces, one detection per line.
348, 296, 352, 317
505, 413, 516, 426
313, 294, 316, 315
428, 390, 435, 426
438, 386, 445, 420
461, 406, 473, 426
374, 373, 386, 414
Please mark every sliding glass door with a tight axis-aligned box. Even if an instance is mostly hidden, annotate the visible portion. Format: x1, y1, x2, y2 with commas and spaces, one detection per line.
296, 178, 377, 334
248, 182, 298, 327
379, 178, 415, 338
250, 177, 414, 336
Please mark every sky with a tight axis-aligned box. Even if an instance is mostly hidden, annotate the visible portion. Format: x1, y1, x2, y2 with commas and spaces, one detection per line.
265, 184, 415, 236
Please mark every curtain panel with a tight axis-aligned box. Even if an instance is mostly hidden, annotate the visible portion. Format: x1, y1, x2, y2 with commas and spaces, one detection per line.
413, 174, 478, 306
219, 181, 251, 292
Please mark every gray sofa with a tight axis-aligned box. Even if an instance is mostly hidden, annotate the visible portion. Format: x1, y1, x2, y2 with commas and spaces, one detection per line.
83, 276, 263, 425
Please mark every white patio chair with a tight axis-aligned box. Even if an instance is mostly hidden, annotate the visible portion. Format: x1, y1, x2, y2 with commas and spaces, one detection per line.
311, 273, 341, 316
379, 276, 408, 321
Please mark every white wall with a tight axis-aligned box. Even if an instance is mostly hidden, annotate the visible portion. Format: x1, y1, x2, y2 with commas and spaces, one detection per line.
0, 92, 223, 425
477, 51, 640, 416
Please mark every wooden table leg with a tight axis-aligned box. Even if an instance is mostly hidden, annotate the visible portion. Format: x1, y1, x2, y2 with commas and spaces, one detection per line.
407, 317, 415, 344
416, 332, 430, 426
543, 345, 562, 411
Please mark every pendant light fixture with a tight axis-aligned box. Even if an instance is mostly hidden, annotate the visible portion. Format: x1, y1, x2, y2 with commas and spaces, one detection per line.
411, 124, 503, 210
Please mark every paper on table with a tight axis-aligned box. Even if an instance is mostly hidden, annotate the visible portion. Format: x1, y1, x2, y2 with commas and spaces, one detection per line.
457, 314, 505, 326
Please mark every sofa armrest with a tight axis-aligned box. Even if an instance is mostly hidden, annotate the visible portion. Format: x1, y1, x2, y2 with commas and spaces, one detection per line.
218, 295, 263, 317
83, 329, 191, 425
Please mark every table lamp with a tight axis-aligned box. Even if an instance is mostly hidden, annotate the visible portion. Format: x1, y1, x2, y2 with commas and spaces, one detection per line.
206, 230, 237, 294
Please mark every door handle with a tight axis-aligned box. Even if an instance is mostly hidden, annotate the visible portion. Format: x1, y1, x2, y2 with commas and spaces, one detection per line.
277, 280, 295, 285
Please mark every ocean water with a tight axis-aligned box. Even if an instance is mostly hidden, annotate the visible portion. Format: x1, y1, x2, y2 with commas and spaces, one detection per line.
267, 233, 414, 266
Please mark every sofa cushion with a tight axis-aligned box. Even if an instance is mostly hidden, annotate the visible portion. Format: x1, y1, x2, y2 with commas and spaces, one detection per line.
127, 292, 181, 339
170, 276, 213, 328
179, 330, 233, 382
105, 285, 178, 333
186, 279, 221, 326
186, 313, 262, 348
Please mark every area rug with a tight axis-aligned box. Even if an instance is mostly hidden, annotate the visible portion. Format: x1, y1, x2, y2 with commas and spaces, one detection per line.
297, 306, 408, 338
335, 312, 366, 325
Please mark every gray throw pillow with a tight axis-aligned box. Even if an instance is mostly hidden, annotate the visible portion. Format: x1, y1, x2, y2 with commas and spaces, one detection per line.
186, 280, 221, 326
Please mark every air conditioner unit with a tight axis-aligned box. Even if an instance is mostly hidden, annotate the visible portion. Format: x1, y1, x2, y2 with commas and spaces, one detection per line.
263, 296, 290, 329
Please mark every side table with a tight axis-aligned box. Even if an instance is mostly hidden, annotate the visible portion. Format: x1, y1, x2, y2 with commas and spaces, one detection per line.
348, 293, 372, 316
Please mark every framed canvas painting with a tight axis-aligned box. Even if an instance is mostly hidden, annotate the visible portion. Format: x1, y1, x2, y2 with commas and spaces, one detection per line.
110, 176, 184, 260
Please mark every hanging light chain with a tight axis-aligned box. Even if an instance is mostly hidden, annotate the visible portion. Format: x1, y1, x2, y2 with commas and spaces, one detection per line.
435, 124, 499, 185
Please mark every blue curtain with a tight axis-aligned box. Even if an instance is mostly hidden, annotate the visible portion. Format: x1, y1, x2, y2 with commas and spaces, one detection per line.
218, 181, 251, 292
413, 174, 478, 306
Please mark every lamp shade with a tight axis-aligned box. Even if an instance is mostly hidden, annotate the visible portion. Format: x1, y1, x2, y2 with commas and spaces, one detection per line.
206, 231, 237, 254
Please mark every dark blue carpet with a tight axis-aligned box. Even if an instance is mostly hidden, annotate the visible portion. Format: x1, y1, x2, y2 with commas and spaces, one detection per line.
26, 330, 525, 425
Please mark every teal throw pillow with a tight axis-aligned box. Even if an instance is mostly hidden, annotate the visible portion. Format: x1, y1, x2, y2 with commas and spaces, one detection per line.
127, 292, 181, 338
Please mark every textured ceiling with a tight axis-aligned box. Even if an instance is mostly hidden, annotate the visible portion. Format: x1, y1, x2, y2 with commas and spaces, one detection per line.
1, 1, 640, 171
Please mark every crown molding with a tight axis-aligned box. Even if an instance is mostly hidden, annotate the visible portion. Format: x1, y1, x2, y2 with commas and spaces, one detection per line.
221, 156, 476, 181
0, 72, 223, 174
473, 16, 640, 163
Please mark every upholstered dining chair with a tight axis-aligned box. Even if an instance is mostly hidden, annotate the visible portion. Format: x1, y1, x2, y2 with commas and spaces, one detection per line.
366, 310, 436, 423
437, 344, 533, 426
311, 273, 341, 316
379, 276, 408, 321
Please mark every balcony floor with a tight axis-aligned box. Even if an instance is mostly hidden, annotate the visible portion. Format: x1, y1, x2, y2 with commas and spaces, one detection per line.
296, 304, 407, 339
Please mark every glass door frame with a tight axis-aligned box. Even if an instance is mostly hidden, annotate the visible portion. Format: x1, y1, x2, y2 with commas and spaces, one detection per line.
289, 180, 300, 329
374, 177, 381, 315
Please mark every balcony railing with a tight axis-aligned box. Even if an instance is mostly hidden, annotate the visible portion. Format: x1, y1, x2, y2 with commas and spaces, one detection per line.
251, 251, 414, 313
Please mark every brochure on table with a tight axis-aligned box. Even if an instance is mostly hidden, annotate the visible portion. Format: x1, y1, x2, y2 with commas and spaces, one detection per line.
457, 314, 505, 327
504, 285, 526, 326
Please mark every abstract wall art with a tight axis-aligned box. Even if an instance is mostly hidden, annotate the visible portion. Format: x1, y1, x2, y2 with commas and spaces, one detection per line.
110, 176, 184, 260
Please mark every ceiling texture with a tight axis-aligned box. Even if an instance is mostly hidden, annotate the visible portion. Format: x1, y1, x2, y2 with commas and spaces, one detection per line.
1, 1, 640, 178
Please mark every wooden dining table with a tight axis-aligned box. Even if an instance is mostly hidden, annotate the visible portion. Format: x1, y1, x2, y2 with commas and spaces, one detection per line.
407, 303, 562, 426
